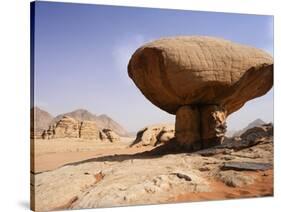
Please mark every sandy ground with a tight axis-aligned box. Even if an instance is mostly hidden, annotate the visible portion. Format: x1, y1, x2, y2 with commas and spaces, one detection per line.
31, 136, 273, 211
172, 170, 273, 202
32, 137, 154, 173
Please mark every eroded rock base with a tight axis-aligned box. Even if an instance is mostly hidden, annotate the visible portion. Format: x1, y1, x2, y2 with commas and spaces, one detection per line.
175, 105, 227, 150
175, 106, 201, 150
200, 105, 227, 148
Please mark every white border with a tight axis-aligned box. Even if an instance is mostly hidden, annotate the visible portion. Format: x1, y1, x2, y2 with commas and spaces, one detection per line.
0, 0, 279, 211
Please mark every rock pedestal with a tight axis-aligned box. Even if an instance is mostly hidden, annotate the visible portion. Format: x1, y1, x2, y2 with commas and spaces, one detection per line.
175, 106, 201, 150
175, 105, 227, 149
128, 36, 273, 151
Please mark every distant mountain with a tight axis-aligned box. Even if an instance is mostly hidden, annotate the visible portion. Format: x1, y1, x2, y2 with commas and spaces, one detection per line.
95, 114, 128, 136
233, 118, 266, 137
52, 109, 96, 123
52, 109, 128, 136
31, 107, 54, 137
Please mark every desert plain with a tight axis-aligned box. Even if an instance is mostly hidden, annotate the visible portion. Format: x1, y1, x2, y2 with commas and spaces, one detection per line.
31, 122, 273, 211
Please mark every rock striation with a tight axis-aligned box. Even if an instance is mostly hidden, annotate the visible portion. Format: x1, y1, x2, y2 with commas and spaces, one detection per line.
54, 116, 80, 139
128, 36, 273, 150
40, 116, 120, 142
52, 109, 128, 136
79, 121, 100, 140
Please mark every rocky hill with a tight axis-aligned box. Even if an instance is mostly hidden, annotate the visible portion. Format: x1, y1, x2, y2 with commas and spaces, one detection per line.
41, 116, 119, 142
31, 107, 128, 137
52, 109, 128, 136
31, 107, 54, 138
233, 119, 266, 136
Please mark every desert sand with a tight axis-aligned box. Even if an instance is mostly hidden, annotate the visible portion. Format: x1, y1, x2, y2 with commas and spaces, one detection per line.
32, 137, 150, 173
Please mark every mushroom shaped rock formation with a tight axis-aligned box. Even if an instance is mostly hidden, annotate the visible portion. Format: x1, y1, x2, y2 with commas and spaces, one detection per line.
128, 36, 273, 150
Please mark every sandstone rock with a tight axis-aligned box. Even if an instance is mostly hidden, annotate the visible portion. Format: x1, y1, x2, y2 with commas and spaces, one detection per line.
200, 105, 227, 148
175, 106, 200, 149
157, 126, 175, 144
131, 124, 175, 147
54, 116, 79, 139
41, 116, 120, 142
241, 124, 273, 141
170, 172, 192, 181
101, 129, 120, 143
52, 109, 128, 136
99, 130, 108, 140
34, 123, 273, 211
220, 123, 273, 151
217, 170, 255, 187
128, 36, 273, 149
41, 116, 101, 140
79, 121, 99, 140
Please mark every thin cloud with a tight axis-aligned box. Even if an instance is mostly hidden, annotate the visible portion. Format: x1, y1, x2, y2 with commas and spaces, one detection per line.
111, 35, 152, 84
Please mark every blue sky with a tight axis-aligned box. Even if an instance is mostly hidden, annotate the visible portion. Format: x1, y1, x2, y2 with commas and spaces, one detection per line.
34, 1, 273, 133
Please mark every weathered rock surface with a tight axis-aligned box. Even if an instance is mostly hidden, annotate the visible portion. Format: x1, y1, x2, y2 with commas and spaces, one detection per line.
52, 109, 128, 136
217, 170, 255, 187
241, 124, 273, 141
128, 36, 273, 149
128, 36, 273, 115
233, 118, 266, 136
196, 124, 273, 161
31, 107, 129, 139
131, 124, 175, 147
33, 124, 273, 211
218, 124, 273, 151
54, 116, 80, 139
79, 121, 99, 140
39, 115, 123, 142
101, 129, 120, 143
175, 106, 200, 149
200, 105, 227, 147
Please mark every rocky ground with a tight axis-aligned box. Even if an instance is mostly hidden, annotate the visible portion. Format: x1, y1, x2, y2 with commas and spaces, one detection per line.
32, 124, 273, 211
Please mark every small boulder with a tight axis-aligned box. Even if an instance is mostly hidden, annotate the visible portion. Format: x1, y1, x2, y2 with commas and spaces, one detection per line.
131, 124, 175, 147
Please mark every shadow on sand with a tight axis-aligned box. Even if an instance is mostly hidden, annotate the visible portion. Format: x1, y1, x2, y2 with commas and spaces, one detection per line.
62, 140, 191, 167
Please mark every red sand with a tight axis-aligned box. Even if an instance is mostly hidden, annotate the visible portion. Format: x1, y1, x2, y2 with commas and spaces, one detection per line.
171, 170, 273, 202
